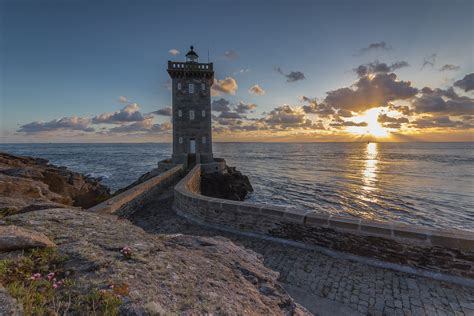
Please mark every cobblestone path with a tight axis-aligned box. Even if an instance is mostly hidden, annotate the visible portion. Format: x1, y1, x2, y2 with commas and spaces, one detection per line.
129, 189, 474, 316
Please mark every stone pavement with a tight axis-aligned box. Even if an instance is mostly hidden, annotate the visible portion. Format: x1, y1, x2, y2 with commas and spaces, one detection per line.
129, 188, 474, 316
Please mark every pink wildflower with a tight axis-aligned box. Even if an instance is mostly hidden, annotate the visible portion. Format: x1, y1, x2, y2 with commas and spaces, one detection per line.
47, 272, 55, 281
30, 273, 42, 281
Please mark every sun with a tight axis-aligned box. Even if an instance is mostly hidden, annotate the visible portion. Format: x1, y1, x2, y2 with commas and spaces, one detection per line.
346, 108, 390, 138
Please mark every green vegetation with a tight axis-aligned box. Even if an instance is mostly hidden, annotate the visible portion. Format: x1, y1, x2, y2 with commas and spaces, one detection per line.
0, 248, 123, 315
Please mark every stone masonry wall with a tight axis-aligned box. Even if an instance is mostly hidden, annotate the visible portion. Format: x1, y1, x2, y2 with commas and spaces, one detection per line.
174, 165, 474, 279
90, 165, 183, 216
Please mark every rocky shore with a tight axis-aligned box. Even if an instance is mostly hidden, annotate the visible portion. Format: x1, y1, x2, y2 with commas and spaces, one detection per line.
0, 152, 111, 216
0, 153, 307, 315
201, 166, 254, 201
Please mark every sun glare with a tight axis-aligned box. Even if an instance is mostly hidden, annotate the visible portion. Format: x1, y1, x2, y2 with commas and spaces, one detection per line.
347, 108, 389, 138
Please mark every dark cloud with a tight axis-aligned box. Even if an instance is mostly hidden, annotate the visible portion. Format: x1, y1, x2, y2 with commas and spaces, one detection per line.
377, 114, 409, 128
454, 73, 474, 92
235, 101, 257, 114
151, 107, 172, 116
337, 109, 353, 118
329, 121, 368, 128
439, 64, 460, 72
410, 116, 473, 129
18, 117, 94, 134
211, 77, 238, 96
354, 61, 409, 77
262, 105, 321, 129
212, 98, 231, 112
421, 53, 437, 69
275, 67, 306, 82
92, 104, 146, 124
388, 104, 412, 116
411, 87, 474, 115
358, 41, 392, 54
324, 73, 418, 112
300, 96, 335, 117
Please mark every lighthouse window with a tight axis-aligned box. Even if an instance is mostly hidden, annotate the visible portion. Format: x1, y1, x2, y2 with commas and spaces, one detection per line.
202, 110, 206, 117
189, 83, 194, 93
177, 82, 181, 90
179, 137, 183, 144
201, 83, 205, 91
202, 136, 206, 144
178, 110, 182, 117
189, 110, 195, 120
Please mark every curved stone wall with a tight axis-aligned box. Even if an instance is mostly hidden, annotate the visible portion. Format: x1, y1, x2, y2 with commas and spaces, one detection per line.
90, 165, 183, 216
174, 164, 474, 280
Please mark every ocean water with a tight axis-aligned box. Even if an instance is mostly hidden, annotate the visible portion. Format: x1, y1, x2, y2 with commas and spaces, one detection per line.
1, 142, 473, 231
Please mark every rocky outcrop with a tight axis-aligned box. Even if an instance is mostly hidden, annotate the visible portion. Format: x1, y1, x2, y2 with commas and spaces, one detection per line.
0, 225, 56, 252
201, 166, 253, 201
3, 208, 309, 315
0, 152, 111, 216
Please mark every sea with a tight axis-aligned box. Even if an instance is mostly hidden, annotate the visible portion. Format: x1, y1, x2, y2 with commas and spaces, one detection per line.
1, 142, 473, 231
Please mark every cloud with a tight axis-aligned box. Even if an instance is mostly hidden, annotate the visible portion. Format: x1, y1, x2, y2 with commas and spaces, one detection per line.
18, 117, 94, 134
410, 116, 473, 129
324, 73, 418, 112
223, 50, 238, 60
300, 96, 335, 117
151, 107, 172, 116
439, 64, 460, 72
354, 61, 409, 77
454, 73, 474, 92
411, 86, 474, 115
109, 118, 171, 134
168, 49, 180, 55
118, 96, 129, 103
262, 105, 321, 130
275, 67, 306, 82
218, 111, 242, 119
377, 114, 409, 129
421, 53, 437, 69
329, 121, 368, 128
248, 84, 265, 96
388, 104, 412, 116
235, 101, 257, 114
211, 77, 238, 96
233, 68, 250, 75
92, 103, 146, 124
358, 41, 392, 54
212, 98, 231, 112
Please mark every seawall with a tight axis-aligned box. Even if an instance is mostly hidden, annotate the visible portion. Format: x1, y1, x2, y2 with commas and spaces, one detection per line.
174, 164, 474, 282
89, 165, 183, 216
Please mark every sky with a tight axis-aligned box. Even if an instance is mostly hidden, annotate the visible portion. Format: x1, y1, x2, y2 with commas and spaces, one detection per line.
0, 0, 473, 143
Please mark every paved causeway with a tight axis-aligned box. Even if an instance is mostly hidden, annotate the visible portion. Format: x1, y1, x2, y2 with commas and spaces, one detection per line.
129, 188, 474, 316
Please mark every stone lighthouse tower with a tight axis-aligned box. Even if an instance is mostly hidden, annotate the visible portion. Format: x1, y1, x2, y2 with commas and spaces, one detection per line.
167, 46, 214, 166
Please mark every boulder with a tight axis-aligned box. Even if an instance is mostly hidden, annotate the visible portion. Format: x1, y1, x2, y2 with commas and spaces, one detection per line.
201, 166, 253, 201
0, 225, 56, 252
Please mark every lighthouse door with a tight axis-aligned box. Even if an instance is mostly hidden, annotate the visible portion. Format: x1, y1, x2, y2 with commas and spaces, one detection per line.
189, 139, 196, 154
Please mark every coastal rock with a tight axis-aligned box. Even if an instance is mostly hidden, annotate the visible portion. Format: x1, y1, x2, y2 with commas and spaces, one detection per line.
0, 286, 23, 316
0, 225, 56, 252
0, 152, 111, 215
201, 166, 254, 201
4, 208, 308, 315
